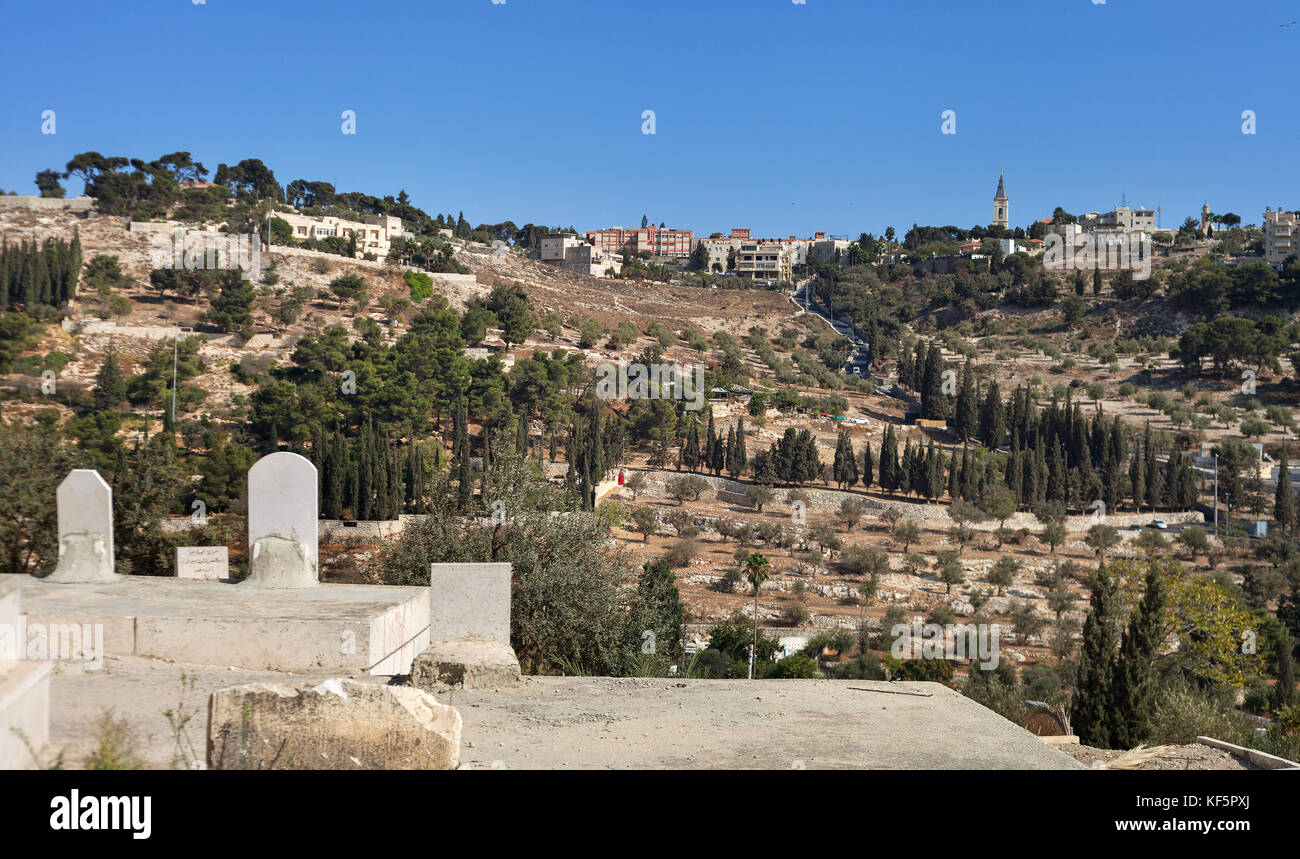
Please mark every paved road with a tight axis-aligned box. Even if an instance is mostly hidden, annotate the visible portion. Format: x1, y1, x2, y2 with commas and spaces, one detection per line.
792, 280, 871, 372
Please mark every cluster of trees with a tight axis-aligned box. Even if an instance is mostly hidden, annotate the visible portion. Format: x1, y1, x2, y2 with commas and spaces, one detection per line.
1071, 556, 1295, 749
751, 427, 823, 486
54, 151, 212, 219
0, 234, 82, 314
1167, 256, 1300, 316
675, 411, 747, 479
1175, 315, 1299, 378
309, 420, 437, 520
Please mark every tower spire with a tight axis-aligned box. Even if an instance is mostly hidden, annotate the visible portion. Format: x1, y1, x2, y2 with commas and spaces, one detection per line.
993, 169, 1008, 228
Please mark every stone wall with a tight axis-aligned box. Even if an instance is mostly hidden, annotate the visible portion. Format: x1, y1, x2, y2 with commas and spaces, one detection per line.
0, 195, 93, 213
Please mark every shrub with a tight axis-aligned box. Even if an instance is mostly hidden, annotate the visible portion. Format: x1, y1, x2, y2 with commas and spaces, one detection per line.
665, 538, 699, 568
404, 270, 434, 301
766, 653, 818, 678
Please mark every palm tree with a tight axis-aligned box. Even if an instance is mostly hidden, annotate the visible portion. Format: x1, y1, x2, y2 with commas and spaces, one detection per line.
746, 552, 771, 679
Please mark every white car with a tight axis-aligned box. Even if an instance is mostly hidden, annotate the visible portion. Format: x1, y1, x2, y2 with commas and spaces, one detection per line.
1152, 519, 1168, 530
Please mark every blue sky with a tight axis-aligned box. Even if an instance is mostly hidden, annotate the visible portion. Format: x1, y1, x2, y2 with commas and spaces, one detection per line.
1, 0, 1296, 238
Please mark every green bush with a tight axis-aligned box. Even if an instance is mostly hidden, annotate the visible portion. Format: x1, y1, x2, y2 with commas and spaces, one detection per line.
766, 653, 818, 678
404, 270, 434, 301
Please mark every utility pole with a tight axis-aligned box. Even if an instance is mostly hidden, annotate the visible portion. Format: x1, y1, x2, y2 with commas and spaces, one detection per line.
170, 335, 178, 429
1213, 454, 1219, 537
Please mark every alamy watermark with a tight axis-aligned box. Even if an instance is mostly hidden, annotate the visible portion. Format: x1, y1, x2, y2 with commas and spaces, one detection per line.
0, 619, 104, 670
149, 228, 261, 281
890, 619, 1000, 670
1043, 232, 1152, 281
595, 360, 705, 411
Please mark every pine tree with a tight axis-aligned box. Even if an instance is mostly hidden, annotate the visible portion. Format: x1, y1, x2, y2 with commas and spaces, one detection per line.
92, 347, 127, 413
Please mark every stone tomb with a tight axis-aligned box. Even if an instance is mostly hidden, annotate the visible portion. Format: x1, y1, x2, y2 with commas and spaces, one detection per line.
175, 546, 229, 580
245, 451, 318, 589
47, 470, 116, 584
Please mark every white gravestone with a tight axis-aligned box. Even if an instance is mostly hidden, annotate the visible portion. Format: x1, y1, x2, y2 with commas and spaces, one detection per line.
245, 452, 318, 588
175, 546, 229, 580
428, 563, 511, 643
48, 469, 116, 583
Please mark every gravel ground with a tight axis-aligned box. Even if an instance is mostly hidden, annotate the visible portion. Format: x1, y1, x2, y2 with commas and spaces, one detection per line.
1062, 742, 1258, 770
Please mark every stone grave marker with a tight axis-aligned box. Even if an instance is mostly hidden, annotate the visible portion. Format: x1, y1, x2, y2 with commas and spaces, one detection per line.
245, 452, 318, 588
48, 469, 116, 583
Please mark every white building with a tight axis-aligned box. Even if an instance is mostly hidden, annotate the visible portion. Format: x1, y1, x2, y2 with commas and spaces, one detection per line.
1263, 207, 1297, 265
277, 211, 403, 259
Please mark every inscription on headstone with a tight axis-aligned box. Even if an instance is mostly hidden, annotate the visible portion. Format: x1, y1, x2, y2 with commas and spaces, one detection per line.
175, 546, 229, 580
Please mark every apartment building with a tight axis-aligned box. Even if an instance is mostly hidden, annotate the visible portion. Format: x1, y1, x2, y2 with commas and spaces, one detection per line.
539, 234, 622, 277
563, 243, 622, 277
586, 225, 695, 258
1076, 205, 1156, 234
695, 228, 840, 273
735, 241, 794, 282
539, 235, 586, 263
278, 211, 403, 259
1263, 207, 1298, 265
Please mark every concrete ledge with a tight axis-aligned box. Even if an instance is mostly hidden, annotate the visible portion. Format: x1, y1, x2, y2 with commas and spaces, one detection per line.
1196, 736, 1300, 770
9, 575, 429, 675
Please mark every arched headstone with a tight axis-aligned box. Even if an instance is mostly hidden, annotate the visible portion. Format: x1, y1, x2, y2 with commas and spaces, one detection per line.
48, 469, 116, 583
245, 452, 318, 588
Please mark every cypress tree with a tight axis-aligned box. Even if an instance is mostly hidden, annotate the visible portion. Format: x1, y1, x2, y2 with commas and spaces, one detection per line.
1074, 564, 1121, 748
516, 411, 529, 455
1112, 566, 1166, 748
977, 380, 1004, 450
860, 441, 874, 490
455, 393, 471, 511
898, 438, 914, 497
954, 361, 976, 440
1275, 448, 1297, 535
879, 425, 898, 495
1275, 628, 1296, 710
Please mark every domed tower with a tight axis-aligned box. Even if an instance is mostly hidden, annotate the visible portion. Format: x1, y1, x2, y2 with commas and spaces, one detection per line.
993, 170, 1009, 229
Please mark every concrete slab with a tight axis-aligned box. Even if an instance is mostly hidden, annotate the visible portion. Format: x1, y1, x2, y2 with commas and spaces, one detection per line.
0, 661, 52, 769
42, 656, 1082, 769
438, 677, 1085, 770
6, 575, 429, 675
